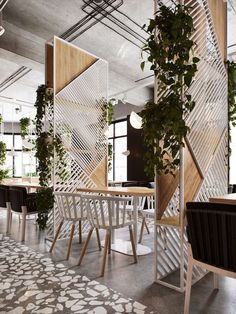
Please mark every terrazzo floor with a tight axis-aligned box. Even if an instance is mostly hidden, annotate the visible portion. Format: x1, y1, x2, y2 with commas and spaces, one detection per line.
0, 237, 156, 314
1, 210, 236, 314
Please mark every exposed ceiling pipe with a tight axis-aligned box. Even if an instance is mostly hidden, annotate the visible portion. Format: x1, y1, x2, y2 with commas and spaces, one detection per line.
0, 0, 9, 11
0, 66, 32, 93
0, 11, 4, 36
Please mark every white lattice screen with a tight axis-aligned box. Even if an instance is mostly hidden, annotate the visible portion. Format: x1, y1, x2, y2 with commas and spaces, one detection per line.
46, 39, 108, 239
155, 0, 228, 291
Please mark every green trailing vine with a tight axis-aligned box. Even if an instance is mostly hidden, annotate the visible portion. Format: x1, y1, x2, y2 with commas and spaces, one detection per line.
19, 117, 30, 139
101, 99, 114, 171
0, 141, 8, 182
0, 116, 8, 181
35, 84, 67, 229
227, 60, 236, 150
141, 3, 199, 177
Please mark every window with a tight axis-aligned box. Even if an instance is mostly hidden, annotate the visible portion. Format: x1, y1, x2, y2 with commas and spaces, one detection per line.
108, 119, 127, 182
2, 133, 37, 177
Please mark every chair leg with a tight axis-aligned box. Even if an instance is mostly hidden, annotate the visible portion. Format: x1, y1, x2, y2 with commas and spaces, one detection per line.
138, 217, 145, 243
66, 223, 75, 260
184, 256, 193, 314
129, 225, 138, 264
21, 207, 27, 242
101, 230, 110, 277
6, 203, 11, 234
144, 219, 150, 234
9, 211, 13, 233
95, 228, 101, 251
77, 228, 94, 266
213, 273, 219, 289
108, 232, 111, 255
49, 220, 64, 253
79, 220, 82, 244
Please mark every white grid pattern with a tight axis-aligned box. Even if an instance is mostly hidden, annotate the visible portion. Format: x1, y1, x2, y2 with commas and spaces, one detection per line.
46, 53, 108, 240
154, 0, 228, 291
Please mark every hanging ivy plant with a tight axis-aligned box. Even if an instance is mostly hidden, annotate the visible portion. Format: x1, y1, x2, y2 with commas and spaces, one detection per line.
141, 3, 199, 177
227, 60, 236, 150
101, 99, 114, 171
19, 117, 30, 139
0, 114, 3, 125
35, 84, 67, 229
0, 141, 8, 182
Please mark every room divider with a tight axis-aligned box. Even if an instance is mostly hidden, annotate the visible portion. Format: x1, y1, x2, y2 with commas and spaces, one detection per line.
154, 0, 228, 291
45, 37, 108, 240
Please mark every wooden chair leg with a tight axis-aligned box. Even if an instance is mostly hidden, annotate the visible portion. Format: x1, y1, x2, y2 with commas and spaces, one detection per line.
138, 217, 145, 243
213, 273, 219, 289
95, 228, 101, 251
108, 232, 111, 254
79, 220, 82, 244
129, 225, 138, 264
6, 203, 11, 234
21, 206, 27, 242
184, 253, 193, 314
101, 230, 110, 277
77, 228, 94, 266
66, 223, 75, 260
9, 211, 13, 233
144, 218, 150, 234
49, 221, 63, 253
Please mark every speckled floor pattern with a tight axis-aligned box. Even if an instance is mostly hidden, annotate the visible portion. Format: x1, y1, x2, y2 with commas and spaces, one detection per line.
0, 237, 156, 314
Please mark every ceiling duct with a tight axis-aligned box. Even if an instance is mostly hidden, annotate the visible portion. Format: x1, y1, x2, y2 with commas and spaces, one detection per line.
0, 0, 9, 11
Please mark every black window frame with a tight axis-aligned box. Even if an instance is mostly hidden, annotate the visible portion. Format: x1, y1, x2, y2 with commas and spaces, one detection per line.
108, 118, 127, 181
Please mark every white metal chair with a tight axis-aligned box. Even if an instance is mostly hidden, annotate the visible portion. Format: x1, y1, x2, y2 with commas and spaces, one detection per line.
77, 194, 138, 276
49, 192, 101, 260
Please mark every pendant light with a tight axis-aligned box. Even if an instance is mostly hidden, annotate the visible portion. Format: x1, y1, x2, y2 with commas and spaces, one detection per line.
130, 111, 142, 129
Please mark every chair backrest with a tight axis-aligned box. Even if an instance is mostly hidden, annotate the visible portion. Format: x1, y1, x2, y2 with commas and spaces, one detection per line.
8, 187, 27, 212
0, 185, 9, 208
82, 194, 133, 229
54, 192, 86, 220
186, 202, 236, 272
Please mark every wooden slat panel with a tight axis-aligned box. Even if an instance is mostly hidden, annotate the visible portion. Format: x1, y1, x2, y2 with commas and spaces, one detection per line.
184, 141, 203, 204
90, 157, 107, 187
158, 142, 203, 219
54, 37, 98, 94
45, 43, 53, 88
208, 0, 226, 60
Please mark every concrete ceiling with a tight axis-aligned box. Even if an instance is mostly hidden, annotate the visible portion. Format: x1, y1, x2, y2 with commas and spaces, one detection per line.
0, 0, 235, 122
0, 0, 154, 122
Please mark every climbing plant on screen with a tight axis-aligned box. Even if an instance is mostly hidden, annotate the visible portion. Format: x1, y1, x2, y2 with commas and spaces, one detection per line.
227, 60, 236, 150
141, 3, 199, 177
35, 85, 67, 230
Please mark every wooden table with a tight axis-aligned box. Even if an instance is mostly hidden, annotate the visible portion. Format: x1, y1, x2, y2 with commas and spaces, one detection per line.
2, 181, 41, 193
77, 186, 155, 256
209, 193, 236, 204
